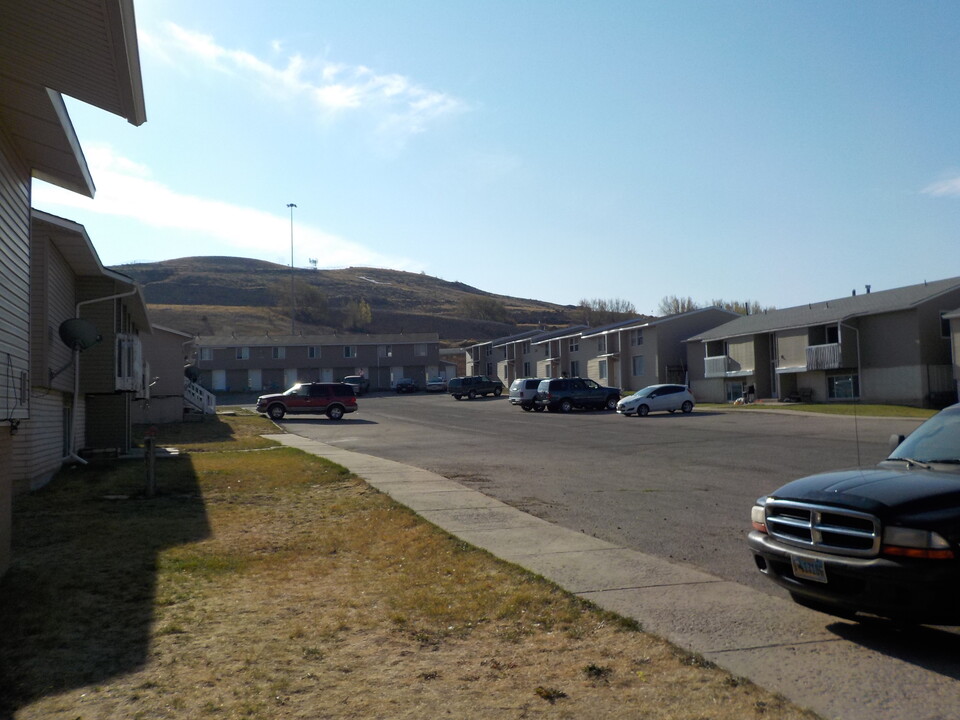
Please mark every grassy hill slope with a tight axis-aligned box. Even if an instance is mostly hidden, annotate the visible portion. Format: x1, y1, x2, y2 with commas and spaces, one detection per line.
114, 257, 578, 344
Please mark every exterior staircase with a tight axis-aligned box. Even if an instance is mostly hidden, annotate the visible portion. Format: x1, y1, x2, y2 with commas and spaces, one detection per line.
184, 376, 217, 420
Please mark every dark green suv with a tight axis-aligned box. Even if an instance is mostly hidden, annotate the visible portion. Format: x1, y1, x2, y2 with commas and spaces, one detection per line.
535, 377, 620, 412
448, 375, 504, 400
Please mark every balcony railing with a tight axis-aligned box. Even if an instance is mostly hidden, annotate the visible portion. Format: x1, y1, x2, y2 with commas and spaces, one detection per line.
806, 343, 841, 371
116, 333, 145, 393
704, 355, 728, 377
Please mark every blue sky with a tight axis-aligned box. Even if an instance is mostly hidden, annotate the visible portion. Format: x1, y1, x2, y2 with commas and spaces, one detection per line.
33, 1, 960, 315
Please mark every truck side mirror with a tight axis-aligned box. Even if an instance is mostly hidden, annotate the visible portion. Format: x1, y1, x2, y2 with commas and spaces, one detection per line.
889, 434, 905, 453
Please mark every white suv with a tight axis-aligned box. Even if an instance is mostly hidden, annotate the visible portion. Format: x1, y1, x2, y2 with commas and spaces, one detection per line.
616, 384, 695, 417
509, 377, 547, 411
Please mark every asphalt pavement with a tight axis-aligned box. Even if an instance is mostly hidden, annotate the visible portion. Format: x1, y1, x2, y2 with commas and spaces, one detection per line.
264, 429, 960, 720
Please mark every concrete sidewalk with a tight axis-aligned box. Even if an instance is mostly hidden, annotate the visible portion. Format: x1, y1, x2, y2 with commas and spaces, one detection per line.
265, 433, 958, 720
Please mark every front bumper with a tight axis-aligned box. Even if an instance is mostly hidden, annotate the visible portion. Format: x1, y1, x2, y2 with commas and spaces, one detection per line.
749, 531, 960, 623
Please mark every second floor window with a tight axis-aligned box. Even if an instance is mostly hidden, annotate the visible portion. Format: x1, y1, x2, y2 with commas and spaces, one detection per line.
415, 344, 427, 356
236, 347, 249, 360
344, 346, 356, 359
379, 345, 392, 358
569, 338, 579, 352
597, 336, 606, 353
272, 347, 285, 359
308, 346, 319, 359
200, 348, 212, 361
632, 330, 643, 346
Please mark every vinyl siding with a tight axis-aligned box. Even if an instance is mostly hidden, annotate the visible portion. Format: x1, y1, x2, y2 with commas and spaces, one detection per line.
30, 237, 77, 393
0, 128, 31, 423
11, 389, 67, 494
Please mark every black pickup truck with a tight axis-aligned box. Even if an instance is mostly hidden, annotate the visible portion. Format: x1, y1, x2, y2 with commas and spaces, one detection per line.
748, 403, 960, 623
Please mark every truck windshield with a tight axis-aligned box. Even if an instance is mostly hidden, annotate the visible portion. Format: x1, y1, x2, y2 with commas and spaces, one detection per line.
888, 406, 960, 464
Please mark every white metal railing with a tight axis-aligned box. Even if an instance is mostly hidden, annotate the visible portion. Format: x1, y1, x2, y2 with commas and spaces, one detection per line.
184, 376, 217, 414
704, 355, 729, 377
806, 343, 841, 371
116, 333, 144, 392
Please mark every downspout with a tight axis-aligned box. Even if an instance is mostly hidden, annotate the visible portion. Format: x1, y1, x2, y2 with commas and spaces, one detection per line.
64, 287, 139, 465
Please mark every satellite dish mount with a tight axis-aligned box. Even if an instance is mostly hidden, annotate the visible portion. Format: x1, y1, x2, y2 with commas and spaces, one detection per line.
49, 318, 102, 381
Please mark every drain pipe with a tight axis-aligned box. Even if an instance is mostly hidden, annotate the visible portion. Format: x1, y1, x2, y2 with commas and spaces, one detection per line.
63, 287, 139, 465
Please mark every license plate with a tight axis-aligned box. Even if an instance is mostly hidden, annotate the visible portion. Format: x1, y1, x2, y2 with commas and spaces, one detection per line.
791, 555, 827, 583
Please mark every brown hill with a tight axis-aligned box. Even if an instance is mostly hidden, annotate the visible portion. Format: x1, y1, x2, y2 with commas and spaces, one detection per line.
112, 257, 578, 344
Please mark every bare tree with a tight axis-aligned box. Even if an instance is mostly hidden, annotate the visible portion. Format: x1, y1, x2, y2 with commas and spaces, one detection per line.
657, 295, 699, 315
576, 298, 638, 326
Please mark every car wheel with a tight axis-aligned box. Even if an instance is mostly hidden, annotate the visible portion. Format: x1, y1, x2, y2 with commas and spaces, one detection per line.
559, 398, 573, 413
637, 404, 649, 417
681, 400, 693, 413
468, 389, 477, 399
494, 386, 502, 396
453, 394, 462, 400
268, 404, 285, 420
521, 404, 533, 412
327, 405, 344, 421
605, 396, 618, 411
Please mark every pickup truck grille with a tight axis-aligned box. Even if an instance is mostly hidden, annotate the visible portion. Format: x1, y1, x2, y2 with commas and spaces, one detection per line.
764, 499, 881, 557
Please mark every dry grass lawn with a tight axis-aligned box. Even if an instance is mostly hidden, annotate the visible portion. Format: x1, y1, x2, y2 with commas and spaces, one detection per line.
0, 413, 821, 719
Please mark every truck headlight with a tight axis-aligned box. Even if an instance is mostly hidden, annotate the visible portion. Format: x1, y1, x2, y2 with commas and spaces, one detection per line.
882, 527, 954, 559
751, 503, 767, 533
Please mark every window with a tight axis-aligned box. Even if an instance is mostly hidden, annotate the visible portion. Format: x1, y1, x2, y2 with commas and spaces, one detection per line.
415, 343, 427, 356
942, 311, 952, 339
726, 381, 744, 403
272, 346, 286, 360
523, 361, 531, 376
598, 359, 608, 379
828, 374, 860, 400
632, 329, 643, 346
236, 347, 249, 360
570, 360, 580, 376
344, 346, 356, 359
569, 338, 579, 352
632, 355, 645, 376
486, 362, 494, 375
521, 341, 531, 353
200, 348, 212, 361
597, 336, 606, 353
379, 345, 392, 358
308, 346, 319, 359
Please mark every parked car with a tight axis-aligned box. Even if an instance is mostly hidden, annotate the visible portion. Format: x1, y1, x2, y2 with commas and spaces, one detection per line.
395, 378, 419, 393
342, 375, 370, 395
535, 377, 620, 413
509, 377, 547, 411
256, 382, 358, 421
425, 377, 447, 392
748, 403, 960, 624
616, 384, 695, 417
448, 375, 504, 400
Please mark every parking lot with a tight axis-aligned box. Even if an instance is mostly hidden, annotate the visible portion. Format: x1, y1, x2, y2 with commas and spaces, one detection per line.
272, 391, 918, 595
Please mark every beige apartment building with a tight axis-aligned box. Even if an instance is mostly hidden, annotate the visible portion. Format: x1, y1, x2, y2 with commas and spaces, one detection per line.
193, 333, 441, 392
687, 278, 960, 406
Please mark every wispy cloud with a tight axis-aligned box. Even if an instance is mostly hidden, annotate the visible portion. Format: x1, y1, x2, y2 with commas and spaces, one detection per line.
142, 22, 465, 142
32, 144, 413, 270
922, 175, 960, 198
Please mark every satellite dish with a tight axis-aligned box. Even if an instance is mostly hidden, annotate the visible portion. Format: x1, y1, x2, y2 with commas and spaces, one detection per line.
59, 318, 101, 352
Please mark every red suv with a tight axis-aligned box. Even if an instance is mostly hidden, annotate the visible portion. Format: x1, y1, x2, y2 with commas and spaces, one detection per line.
256, 382, 357, 420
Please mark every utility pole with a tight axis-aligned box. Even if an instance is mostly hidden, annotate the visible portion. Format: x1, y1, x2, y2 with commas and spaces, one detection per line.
287, 203, 297, 334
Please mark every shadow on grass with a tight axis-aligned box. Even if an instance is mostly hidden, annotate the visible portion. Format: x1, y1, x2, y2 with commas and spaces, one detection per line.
0, 455, 210, 716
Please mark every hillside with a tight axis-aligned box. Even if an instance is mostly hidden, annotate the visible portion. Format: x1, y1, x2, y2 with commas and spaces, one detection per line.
113, 257, 578, 344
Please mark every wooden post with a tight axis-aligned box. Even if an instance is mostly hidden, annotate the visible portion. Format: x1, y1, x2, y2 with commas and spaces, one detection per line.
145, 437, 156, 497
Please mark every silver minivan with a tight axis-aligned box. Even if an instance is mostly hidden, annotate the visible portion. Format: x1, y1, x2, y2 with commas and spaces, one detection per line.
509, 377, 547, 411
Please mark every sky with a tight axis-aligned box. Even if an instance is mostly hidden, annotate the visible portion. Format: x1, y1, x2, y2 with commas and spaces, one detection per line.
32, 0, 960, 315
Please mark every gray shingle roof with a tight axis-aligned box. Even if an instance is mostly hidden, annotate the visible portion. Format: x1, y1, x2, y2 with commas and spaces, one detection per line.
688, 277, 960, 342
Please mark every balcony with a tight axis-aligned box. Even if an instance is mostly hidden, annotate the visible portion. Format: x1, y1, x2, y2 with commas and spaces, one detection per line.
116, 333, 145, 393
704, 355, 750, 378
806, 343, 841, 371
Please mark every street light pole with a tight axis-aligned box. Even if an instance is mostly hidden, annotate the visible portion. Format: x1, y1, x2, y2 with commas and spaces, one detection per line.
287, 203, 297, 335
